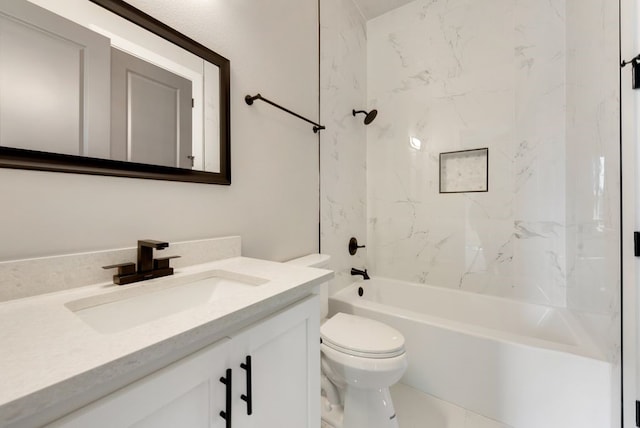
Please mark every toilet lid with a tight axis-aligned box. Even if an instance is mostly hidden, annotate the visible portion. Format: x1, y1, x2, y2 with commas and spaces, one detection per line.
320, 313, 405, 358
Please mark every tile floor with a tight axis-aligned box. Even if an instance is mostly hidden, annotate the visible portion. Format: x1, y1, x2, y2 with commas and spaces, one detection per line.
390, 383, 512, 428
320, 383, 511, 428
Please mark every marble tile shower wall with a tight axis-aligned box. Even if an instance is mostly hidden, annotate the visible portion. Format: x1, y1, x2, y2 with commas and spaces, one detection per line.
367, 0, 591, 308
320, 0, 368, 294
565, 0, 620, 318
565, 0, 620, 365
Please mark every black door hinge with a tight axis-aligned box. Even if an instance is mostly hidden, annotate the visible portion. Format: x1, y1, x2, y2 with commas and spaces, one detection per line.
634, 232, 640, 257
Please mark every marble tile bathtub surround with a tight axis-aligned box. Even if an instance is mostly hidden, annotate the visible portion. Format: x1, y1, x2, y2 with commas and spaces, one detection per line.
366, 0, 619, 316
367, 0, 567, 306
565, 0, 620, 317
320, 0, 368, 294
564, 0, 620, 401
0, 236, 241, 302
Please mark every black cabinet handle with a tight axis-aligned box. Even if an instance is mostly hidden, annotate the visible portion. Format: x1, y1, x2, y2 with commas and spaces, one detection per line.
219, 369, 232, 427
240, 355, 253, 415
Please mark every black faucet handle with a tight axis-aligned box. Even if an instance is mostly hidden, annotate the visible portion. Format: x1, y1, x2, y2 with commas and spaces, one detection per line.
348, 237, 366, 255
153, 255, 181, 270
102, 262, 136, 276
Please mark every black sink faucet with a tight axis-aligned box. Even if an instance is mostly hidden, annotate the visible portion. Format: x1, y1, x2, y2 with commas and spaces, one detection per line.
350, 267, 370, 280
138, 239, 169, 273
103, 239, 179, 285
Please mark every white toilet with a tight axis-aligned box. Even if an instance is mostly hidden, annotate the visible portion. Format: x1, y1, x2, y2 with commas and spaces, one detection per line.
286, 254, 408, 428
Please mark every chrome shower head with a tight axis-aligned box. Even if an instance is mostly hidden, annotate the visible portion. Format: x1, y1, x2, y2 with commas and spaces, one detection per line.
352, 109, 378, 125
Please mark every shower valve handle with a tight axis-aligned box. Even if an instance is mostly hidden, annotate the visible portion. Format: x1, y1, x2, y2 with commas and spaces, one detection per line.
349, 237, 366, 255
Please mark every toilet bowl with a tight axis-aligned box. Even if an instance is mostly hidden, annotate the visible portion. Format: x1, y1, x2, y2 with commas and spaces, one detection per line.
285, 254, 408, 428
321, 312, 407, 428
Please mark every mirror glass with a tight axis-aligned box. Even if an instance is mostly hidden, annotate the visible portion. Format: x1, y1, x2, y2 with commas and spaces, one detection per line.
0, 0, 230, 184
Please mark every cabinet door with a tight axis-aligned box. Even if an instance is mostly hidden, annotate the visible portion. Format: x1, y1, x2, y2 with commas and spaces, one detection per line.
232, 295, 320, 428
51, 338, 231, 428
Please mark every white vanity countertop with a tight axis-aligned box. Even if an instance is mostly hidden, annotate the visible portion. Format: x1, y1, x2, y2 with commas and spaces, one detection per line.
0, 256, 332, 427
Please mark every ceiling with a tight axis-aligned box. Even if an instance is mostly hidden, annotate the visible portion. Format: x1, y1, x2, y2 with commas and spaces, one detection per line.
351, 0, 416, 20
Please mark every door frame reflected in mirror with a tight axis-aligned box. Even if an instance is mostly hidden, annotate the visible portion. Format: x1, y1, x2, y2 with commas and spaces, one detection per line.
0, 0, 231, 185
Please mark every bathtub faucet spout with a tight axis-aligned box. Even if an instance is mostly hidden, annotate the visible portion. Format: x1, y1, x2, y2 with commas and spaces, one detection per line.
350, 267, 370, 280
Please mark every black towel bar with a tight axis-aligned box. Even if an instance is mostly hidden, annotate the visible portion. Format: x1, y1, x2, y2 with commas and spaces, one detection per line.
245, 93, 325, 133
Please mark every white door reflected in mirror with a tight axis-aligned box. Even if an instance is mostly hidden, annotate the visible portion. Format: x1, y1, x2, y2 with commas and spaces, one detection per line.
0, 0, 222, 173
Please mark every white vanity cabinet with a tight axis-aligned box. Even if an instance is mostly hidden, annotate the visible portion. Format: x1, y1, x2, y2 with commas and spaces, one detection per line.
51, 337, 232, 428
51, 295, 320, 428
230, 295, 320, 428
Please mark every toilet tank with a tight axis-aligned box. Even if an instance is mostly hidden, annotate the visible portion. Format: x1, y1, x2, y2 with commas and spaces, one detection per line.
285, 254, 331, 319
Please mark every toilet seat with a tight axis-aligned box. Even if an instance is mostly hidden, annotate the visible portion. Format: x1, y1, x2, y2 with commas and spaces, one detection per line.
321, 313, 405, 358
321, 343, 408, 388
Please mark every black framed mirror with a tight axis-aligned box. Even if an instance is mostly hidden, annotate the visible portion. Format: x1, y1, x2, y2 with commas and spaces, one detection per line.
0, 0, 230, 184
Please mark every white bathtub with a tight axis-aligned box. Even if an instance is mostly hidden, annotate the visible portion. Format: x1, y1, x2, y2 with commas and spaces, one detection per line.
329, 278, 611, 428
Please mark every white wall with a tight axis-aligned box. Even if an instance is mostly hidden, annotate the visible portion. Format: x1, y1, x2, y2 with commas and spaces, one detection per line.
2, 0, 320, 263
320, 0, 368, 293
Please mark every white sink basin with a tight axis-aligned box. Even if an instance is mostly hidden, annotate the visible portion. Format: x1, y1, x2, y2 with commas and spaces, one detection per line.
66, 270, 268, 334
